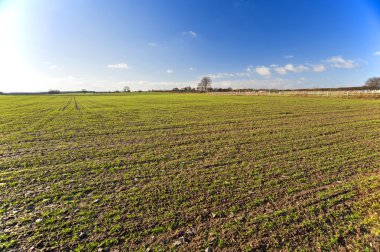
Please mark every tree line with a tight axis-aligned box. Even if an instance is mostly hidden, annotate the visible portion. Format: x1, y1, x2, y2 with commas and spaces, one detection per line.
171, 76, 380, 93
172, 76, 232, 92
1, 77, 379, 95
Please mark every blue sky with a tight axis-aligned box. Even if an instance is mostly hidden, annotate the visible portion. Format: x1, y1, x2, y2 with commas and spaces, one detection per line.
0, 0, 380, 92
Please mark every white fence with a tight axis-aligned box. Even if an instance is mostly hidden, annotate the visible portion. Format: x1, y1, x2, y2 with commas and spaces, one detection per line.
209, 90, 380, 98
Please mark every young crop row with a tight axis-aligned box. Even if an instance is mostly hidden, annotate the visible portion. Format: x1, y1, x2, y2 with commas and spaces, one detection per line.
0, 94, 379, 251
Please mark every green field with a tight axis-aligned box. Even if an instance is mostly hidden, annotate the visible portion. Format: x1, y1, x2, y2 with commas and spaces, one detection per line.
0, 93, 379, 251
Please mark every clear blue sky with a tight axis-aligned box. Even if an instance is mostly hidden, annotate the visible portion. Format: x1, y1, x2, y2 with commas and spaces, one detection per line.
0, 0, 379, 91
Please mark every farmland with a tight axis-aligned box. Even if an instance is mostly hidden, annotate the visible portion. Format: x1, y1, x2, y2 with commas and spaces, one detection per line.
0, 93, 379, 251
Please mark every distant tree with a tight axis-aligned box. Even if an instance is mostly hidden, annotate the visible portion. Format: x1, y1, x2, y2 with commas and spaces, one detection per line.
123, 86, 131, 92
213, 87, 233, 92
48, 89, 60, 94
81, 89, 87, 93
0, 92, 3, 95
364, 77, 380, 89
197, 77, 212, 92
172, 87, 179, 92
181, 86, 193, 92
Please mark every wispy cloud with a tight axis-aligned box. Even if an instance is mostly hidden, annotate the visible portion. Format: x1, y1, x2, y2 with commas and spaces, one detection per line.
235, 72, 250, 77
182, 30, 197, 38
284, 55, 294, 59
188, 67, 195, 71
205, 56, 349, 82
166, 69, 173, 74
208, 72, 236, 79
273, 63, 325, 74
325, 56, 357, 68
374, 51, 380, 56
208, 68, 250, 79
208, 62, 319, 80
273, 65, 288, 75
255, 66, 271, 76
107, 63, 129, 70
245, 65, 254, 72
288, 64, 308, 72
310, 64, 326, 72
147, 42, 157, 47
44, 61, 59, 70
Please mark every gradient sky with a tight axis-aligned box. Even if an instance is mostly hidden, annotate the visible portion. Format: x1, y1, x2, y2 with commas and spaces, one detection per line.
0, 0, 380, 92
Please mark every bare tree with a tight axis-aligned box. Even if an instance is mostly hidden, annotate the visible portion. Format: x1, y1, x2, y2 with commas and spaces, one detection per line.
364, 77, 380, 89
197, 77, 212, 92
123, 86, 131, 92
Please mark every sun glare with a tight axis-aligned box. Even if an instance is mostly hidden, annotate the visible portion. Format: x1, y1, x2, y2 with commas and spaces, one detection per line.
0, 0, 39, 92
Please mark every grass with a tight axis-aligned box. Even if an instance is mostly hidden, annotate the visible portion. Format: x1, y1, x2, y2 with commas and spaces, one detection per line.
0, 93, 379, 251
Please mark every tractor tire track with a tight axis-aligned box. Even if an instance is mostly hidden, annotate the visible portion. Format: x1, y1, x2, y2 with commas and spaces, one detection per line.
74, 97, 80, 110
60, 97, 73, 111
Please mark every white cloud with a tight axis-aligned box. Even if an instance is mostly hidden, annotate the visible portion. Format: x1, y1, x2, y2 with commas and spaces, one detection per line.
166, 69, 173, 74
182, 30, 197, 38
208, 61, 326, 81
273, 66, 287, 75
107, 63, 129, 70
255, 66, 271, 76
284, 64, 296, 72
374, 51, 380, 56
235, 72, 250, 77
245, 65, 254, 72
208, 72, 235, 79
208, 70, 250, 79
272, 64, 309, 75
44, 61, 59, 70
148, 42, 157, 47
284, 55, 294, 59
326, 56, 357, 68
188, 67, 195, 71
311, 64, 326, 72
284, 64, 309, 73
296, 64, 309, 72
